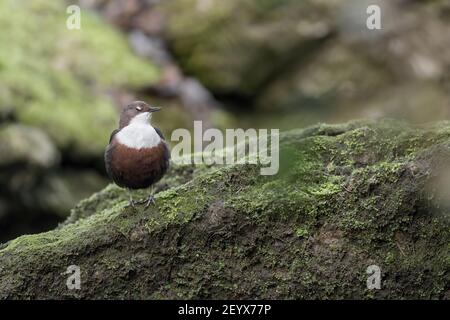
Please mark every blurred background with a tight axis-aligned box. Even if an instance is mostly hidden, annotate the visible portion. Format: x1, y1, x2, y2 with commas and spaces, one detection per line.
0, 0, 449, 242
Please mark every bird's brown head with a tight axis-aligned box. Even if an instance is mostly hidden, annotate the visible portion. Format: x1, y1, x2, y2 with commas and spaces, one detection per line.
119, 101, 161, 128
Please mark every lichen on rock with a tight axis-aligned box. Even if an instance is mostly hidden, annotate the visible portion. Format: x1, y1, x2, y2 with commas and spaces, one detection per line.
0, 119, 448, 299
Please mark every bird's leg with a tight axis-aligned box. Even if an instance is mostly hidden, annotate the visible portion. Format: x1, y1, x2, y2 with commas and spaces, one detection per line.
136, 186, 156, 207
144, 186, 156, 208
127, 189, 137, 209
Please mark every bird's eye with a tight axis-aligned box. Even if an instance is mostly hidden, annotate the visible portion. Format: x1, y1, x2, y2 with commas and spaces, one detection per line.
136, 106, 142, 111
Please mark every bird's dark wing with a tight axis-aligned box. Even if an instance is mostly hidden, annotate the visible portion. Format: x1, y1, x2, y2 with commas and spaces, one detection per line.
105, 129, 120, 181
163, 142, 171, 162
154, 127, 165, 140
155, 127, 171, 161
109, 129, 120, 143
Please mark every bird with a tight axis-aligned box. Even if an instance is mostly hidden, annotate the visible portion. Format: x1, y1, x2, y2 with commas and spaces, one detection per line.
105, 101, 170, 208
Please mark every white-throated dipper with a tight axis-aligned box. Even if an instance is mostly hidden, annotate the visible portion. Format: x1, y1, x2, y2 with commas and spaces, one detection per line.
105, 101, 170, 208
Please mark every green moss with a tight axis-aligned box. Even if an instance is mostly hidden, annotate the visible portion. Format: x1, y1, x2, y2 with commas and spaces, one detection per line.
0, 0, 159, 158
295, 227, 309, 238
0, 120, 449, 299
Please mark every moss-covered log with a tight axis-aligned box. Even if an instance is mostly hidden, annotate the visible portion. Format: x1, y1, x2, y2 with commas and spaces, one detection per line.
0, 120, 449, 299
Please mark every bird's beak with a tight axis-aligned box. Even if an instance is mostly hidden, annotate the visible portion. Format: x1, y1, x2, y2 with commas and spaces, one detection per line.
149, 106, 161, 113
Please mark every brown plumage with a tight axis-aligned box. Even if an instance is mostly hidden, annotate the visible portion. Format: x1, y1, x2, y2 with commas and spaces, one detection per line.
105, 139, 169, 190
104, 101, 170, 207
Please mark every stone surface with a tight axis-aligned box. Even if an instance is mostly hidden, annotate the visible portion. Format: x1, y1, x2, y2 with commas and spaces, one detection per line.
159, 0, 450, 124
0, 120, 448, 299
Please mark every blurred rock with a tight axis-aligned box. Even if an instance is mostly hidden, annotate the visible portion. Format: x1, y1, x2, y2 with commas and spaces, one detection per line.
0, 169, 107, 242
129, 30, 172, 64
80, 0, 228, 130
80, 0, 450, 127
340, 0, 450, 82
0, 123, 108, 241
158, 0, 450, 124
103, 0, 141, 29
35, 170, 108, 218
159, 0, 338, 95
0, 0, 159, 159
0, 124, 59, 168
256, 40, 390, 111
132, 6, 166, 36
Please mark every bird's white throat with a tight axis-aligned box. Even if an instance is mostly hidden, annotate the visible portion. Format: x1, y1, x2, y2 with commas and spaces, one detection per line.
116, 112, 161, 149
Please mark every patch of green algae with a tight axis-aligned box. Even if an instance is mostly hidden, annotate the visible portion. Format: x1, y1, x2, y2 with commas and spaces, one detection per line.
0, 120, 449, 299
0, 0, 159, 157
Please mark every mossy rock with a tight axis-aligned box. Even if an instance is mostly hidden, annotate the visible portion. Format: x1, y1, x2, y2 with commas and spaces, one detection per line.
0, 0, 159, 158
0, 119, 449, 299
0, 123, 59, 168
160, 0, 450, 126
256, 40, 392, 111
160, 0, 339, 96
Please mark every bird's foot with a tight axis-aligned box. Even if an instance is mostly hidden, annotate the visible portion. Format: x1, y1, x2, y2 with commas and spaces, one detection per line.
145, 194, 156, 208
140, 194, 156, 208
128, 199, 138, 210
